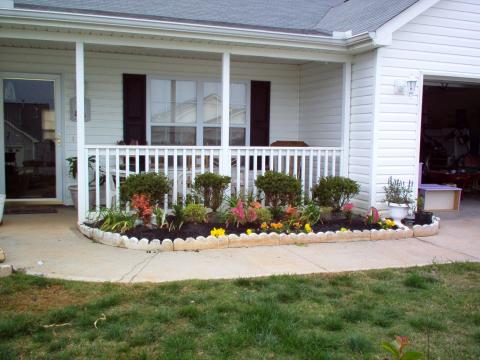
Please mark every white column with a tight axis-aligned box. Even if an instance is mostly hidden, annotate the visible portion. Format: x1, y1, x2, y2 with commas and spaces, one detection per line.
220, 52, 231, 177
76, 42, 86, 223
340, 61, 351, 177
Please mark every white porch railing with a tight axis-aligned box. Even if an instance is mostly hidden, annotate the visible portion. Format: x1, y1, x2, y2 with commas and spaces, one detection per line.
83, 145, 342, 212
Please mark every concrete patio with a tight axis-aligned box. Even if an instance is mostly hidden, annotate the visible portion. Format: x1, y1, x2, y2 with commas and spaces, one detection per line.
0, 199, 479, 283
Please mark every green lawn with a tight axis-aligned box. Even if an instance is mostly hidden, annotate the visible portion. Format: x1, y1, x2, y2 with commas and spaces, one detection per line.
0, 263, 479, 359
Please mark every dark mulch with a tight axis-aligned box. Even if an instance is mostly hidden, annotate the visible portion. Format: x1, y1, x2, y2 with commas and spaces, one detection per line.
116, 216, 392, 242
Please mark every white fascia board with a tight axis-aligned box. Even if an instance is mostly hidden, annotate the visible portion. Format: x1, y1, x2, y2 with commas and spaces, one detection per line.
0, 27, 352, 63
371, 0, 441, 46
0, 8, 350, 53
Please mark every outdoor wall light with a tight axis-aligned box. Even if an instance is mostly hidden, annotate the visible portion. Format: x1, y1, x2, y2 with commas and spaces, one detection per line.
406, 76, 418, 96
394, 76, 418, 96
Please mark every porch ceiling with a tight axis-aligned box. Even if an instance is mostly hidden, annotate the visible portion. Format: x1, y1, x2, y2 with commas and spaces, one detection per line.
0, 38, 314, 65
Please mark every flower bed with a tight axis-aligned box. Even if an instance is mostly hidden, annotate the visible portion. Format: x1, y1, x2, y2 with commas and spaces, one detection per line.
78, 172, 440, 251
78, 216, 440, 252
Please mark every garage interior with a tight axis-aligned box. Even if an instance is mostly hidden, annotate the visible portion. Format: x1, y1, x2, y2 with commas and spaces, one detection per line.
420, 79, 480, 211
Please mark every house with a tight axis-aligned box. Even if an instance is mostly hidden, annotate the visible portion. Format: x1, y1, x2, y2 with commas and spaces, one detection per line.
0, 0, 479, 223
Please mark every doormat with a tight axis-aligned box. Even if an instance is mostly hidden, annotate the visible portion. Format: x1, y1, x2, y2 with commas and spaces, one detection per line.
5, 206, 58, 215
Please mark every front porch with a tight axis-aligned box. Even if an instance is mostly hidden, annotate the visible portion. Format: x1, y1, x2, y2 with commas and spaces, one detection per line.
0, 39, 351, 222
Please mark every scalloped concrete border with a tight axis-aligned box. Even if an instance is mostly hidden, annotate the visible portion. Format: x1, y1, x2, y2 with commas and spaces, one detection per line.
78, 217, 440, 252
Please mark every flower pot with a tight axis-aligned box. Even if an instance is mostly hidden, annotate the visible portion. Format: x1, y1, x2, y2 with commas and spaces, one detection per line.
68, 185, 97, 210
0, 194, 5, 225
388, 202, 409, 226
414, 211, 433, 226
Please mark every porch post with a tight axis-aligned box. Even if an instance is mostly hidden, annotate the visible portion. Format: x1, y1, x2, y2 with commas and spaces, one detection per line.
220, 52, 231, 177
340, 61, 352, 177
76, 42, 86, 223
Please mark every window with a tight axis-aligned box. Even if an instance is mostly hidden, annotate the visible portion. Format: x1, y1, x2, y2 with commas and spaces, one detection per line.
149, 78, 248, 146
150, 79, 197, 145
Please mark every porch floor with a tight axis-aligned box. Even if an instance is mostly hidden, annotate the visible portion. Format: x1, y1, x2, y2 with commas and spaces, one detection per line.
0, 203, 479, 283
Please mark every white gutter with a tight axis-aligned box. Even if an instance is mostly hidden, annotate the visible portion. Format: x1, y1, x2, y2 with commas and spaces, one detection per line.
0, 7, 377, 53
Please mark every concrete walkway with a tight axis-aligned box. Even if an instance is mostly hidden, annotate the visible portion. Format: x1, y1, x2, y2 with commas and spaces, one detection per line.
0, 200, 479, 283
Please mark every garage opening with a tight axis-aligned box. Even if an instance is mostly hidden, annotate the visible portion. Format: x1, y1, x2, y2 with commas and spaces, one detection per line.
420, 79, 480, 213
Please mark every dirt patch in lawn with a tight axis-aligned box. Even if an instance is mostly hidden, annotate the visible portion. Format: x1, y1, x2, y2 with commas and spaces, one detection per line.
1, 285, 94, 314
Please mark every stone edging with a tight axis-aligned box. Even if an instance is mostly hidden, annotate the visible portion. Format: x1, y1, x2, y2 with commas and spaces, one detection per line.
78, 217, 440, 252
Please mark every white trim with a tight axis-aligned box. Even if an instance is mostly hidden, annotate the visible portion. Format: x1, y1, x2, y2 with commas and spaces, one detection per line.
413, 72, 424, 197
0, 72, 63, 201
369, 48, 383, 208
220, 52, 231, 177
76, 41, 86, 223
0, 26, 352, 64
372, 0, 441, 46
341, 62, 351, 177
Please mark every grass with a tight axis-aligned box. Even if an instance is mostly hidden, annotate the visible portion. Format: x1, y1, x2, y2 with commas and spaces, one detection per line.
0, 262, 479, 359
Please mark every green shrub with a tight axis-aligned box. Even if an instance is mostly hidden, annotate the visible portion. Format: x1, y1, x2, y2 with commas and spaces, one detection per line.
193, 172, 230, 211
300, 203, 331, 225
311, 176, 359, 212
184, 204, 208, 223
254, 207, 273, 224
255, 171, 301, 208
120, 172, 170, 206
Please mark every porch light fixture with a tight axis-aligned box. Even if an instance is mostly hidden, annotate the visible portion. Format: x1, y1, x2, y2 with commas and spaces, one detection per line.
406, 75, 418, 96
393, 75, 418, 96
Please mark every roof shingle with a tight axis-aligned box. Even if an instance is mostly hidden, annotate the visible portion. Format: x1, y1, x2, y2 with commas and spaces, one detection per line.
14, 0, 420, 36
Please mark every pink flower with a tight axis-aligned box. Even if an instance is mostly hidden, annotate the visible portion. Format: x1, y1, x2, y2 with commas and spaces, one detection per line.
343, 203, 354, 212
231, 199, 245, 225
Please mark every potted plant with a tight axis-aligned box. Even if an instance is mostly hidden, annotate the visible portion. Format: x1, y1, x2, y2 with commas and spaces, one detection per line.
66, 156, 104, 210
383, 177, 413, 226
0, 193, 5, 225
414, 196, 433, 225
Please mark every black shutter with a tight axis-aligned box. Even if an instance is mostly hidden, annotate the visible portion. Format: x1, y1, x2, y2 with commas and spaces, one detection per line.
123, 74, 146, 145
250, 81, 270, 146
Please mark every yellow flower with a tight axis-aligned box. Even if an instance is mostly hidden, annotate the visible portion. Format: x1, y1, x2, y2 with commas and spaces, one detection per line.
260, 222, 269, 231
246, 229, 253, 235
304, 223, 312, 233
210, 227, 226, 237
385, 219, 396, 228
340, 227, 349, 232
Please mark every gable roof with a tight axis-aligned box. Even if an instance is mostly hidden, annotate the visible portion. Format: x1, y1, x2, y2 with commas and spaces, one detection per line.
14, 0, 420, 36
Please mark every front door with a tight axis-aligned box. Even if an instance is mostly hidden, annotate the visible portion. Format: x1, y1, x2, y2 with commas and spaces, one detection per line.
0, 75, 62, 201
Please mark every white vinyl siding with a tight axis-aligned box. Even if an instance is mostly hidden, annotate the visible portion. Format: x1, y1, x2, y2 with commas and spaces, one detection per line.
298, 62, 343, 147
348, 51, 377, 210
0, 46, 300, 204
374, 0, 480, 207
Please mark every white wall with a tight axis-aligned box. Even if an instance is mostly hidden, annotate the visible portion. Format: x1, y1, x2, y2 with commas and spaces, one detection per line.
0, 46, 300, 204
299, 62, 343, 147
349, 51, 377, 210
374, 0, 480, 207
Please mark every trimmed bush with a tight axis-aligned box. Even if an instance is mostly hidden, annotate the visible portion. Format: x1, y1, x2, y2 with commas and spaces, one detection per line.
255, 171, 301, 208
184, 204, 208, 224
120, 172, 170, 206
311, 176, 359, 212
193, 172, 230, 212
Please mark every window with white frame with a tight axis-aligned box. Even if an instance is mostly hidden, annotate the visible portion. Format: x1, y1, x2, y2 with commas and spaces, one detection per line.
149, 78, 248, 146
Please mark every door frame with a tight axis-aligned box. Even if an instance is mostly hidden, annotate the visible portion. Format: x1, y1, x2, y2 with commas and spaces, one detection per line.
414, 71, 480, 197
0, 72, 64, 203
